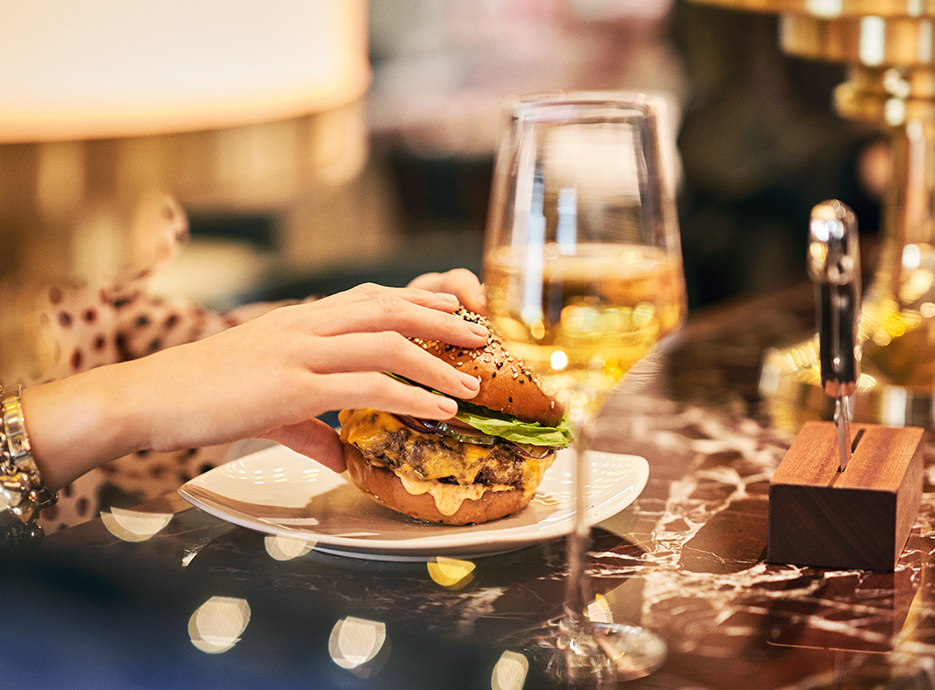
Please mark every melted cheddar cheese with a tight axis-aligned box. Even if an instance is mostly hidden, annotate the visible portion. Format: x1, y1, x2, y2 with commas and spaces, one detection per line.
340, 409, 554, 516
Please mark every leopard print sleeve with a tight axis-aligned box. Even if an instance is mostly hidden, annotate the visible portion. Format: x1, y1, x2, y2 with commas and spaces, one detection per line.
29, 194, 312, 531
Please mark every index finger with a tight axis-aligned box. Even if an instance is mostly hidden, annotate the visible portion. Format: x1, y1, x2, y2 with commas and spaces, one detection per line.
302, 290, 489, 349
407, 269, 487, 315
310, 283, 461, 313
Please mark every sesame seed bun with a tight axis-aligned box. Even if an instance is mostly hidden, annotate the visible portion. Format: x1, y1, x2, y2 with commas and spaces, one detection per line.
413, 309, 565, 426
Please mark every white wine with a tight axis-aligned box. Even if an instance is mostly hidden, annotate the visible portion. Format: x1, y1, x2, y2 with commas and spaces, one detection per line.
485, 243, 685, 406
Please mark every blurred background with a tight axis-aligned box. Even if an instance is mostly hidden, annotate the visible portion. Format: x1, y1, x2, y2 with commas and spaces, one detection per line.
184, 0, 883, 312
1, 0, 888, 315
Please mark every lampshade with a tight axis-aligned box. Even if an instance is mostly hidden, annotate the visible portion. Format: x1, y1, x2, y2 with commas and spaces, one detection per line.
0, 0, 373, 335
0, 0, 370, 142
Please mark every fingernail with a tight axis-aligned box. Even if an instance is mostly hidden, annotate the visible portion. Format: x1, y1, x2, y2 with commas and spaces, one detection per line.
476, 291, 486, 307
467, 321, 488, 337
459, 372, 481, 391
438, 397, 458, 416
437, 292, 459, 306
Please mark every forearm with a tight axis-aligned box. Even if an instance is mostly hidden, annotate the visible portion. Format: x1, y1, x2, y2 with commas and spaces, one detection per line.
20, 362, 149, 491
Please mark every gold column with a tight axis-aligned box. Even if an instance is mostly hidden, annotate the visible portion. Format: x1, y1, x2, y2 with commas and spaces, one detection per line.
692, 0, 935, 430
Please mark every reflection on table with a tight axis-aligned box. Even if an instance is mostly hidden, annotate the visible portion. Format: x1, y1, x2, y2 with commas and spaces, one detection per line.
6, 283, 935, 689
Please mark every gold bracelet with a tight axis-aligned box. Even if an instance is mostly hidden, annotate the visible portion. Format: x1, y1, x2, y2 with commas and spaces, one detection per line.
1, 385, 58, 547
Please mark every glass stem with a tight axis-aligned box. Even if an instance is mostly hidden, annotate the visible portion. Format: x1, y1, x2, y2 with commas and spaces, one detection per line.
561, 409, 594, 636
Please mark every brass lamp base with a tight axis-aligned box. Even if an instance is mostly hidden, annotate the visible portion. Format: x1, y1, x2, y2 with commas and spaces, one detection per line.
689, 0, 935, 431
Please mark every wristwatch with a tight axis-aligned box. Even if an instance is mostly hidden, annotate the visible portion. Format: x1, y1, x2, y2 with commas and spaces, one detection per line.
0, 386, 58, 547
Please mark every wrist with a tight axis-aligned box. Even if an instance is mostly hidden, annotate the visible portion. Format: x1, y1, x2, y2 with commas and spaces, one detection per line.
21, 362, 148, 491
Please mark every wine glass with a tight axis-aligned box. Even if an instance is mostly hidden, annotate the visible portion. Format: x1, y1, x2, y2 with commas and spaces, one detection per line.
483, 92, 686, 684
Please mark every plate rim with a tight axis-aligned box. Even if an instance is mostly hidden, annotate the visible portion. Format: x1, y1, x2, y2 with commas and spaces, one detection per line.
179, 444, 648, 558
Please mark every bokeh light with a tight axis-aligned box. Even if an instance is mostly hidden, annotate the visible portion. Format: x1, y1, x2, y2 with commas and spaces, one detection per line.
328, 616, 387, 674
100, 507, 173, 542
188, 596, 251, 654
491, 650, 529, 690
427, 556, 476, 589
264, 533, 315, 560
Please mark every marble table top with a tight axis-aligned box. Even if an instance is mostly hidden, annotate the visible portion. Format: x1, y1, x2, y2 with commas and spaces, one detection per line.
8, 283, 935, 689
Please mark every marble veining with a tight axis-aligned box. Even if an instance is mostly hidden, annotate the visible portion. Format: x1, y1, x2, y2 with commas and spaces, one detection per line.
34, 286, 935, 688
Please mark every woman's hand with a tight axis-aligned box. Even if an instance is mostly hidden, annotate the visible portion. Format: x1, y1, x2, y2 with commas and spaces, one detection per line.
407, 268, 486, 315
23, 283, 488, 488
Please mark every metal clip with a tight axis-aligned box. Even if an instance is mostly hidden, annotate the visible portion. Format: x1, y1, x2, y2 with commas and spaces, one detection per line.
807, 200, 861, 471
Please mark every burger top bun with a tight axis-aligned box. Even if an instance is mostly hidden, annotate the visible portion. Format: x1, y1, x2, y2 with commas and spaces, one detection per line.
414, 309, 565, 427
343, 444, 535, 525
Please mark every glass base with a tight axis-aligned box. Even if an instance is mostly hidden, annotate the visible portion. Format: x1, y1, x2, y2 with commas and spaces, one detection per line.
515, 620, 667, 686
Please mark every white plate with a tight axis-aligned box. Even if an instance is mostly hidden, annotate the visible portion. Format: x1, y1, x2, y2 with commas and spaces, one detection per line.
179, 445, 648, 562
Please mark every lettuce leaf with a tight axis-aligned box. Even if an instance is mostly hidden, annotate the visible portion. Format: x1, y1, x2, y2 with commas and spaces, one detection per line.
454, 401, 571, 447
384, 372, 571, 447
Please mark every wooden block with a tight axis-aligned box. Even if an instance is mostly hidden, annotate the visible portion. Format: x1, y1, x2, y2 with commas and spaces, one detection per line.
768, 421, 923, 571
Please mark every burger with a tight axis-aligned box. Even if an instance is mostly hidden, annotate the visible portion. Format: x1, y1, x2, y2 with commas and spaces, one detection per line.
338, 308, 570, 525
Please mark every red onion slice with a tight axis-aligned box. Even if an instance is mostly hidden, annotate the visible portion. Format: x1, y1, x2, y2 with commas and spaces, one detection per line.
392, 415, 496, 446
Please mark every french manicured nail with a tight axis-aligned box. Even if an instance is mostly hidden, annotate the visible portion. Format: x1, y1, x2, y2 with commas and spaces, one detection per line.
459, 372, 481, 391
437, 292, 459, 305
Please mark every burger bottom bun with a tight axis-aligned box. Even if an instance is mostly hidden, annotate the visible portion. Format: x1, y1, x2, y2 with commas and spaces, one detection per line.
342, 444, 534, 526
